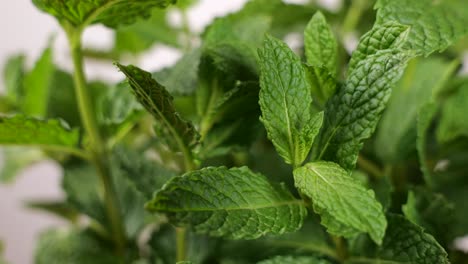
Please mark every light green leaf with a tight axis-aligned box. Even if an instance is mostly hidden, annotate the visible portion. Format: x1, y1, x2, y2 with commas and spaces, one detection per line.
0, 115, 79, 151
259, 35, 324, 166
402, 188, 456, 244
0, 147, 43, 183
306, 65, 336, 106
116, 64, 199, 154
35, 228, 117, 264
97, 81, 142, 125
348, 22, 409, 74
293, 161, 386, 244
348, 214, 449, 263
32, 0, 176, 28
437, 80, 468, 143
146, 166, 307, 240
375, 0, 468, 56
304, 11, 337, 77
417, 103, 437, 187
315, 49, 413, 170
22, 45, 54, 116
3, 54, 25, 104
375, 57, 458, 162
258, 256, 331, 264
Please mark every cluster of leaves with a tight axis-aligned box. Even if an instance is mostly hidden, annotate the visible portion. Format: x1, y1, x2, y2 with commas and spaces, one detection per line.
1, 0, 468, 263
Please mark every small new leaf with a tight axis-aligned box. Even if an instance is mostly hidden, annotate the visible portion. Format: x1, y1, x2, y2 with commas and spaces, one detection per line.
304, 11, 337, 77
259, 35, 323, 166
0, 115, 79, 150
32, 0, 176, 28
117, 64, 199, 154
146, 166, 307, 240
294, 162, 387, 244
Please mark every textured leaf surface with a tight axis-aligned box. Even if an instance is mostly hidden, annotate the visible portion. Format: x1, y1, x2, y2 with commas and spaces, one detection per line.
348, 22, 409, 74
32, 0, 176, 28
315, 49, 412, 170
304, 11, 337, 76
0, 115, 79, 149
437, 80, 468, 143
147, 166, 307, 239
35, 229, 117, 264
294, 162, 386, 244
375, 0, 468, 56
22, 45, 54, 116
117, 64, 199, 152
375, 57, 457, 162
97, 81, 142, 125
258, 256, 331, 264
259, 35, 323, 166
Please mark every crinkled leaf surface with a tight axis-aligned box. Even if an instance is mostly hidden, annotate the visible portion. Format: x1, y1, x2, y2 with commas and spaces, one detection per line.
258, 256, 332, 264
32, 0, 176, 28
304, 11, 337, 77
293, 161, 386, 244
0, 115, 79, 149
147, 166, 307, 240
314, 49, 412, 170
259, 35, 323, 166
117, 64, 199, 152
375, 57, 458, 162
375, 0, 468, 56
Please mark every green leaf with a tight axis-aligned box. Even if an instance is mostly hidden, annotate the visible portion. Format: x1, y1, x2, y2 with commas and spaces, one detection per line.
26, 200, 80, 223
375, 57, 458, 162
350, 214, 449, 264
114, 8, 180, 54
304, 11, 337, 77
417, 103, 437, 187
305, 66, 336, 107
0, 147, 43, 183
22, 45, 54, 116
0, 115, 80, 151
314, 49, 413, 170
258, 35, 324, 166
402, 188, 456, 244
437, 80, 468, 143
348, 22, 409, 74
146, 166, 307, 240
3, 54, 25, 104
116, 63, 199, 153
153, 48, 202, 96
35, 228, 117, 264
293, 161, 386, 244
258, 256, 331, 264
375, 0, 468, 56
32, 0, 176, 28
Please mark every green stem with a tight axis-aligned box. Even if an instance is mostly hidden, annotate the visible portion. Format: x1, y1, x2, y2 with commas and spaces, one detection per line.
357, 155, 384, 179
331, 235, 348, 261
66, 28, 126, 255
342, 0, 367, 34
176, 227, 187, 262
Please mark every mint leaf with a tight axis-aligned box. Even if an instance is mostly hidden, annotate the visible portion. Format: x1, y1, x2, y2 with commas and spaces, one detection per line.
402, 188, 456, 244
293, 161, 386, 244
258, 256, 332, 264
375, 0, 468, 56
32, 0, 176, 28
348, 22, 409, 74
375, 57, 458, 162
146, 166, 307, 240
22, 45, 54, 117
304, 11, 337, 77
437, 79, 468, 143
259, 35, 323, 166
116, 64, 199, 154
305, 66, 336, 107
3, 54, 25, 104
35, 229, 117, 264
315, 49, 412, 170
0, 115, 79, 151
27, 200, 80, 223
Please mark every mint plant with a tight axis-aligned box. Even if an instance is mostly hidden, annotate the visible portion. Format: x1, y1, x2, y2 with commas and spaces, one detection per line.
1, 0, 468, 263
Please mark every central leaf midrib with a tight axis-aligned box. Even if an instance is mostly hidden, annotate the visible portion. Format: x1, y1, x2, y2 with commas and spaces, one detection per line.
159, 199, 304, 212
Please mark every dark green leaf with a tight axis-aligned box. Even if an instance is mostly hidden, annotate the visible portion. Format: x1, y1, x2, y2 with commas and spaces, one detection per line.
437, 80, 468, 143
416, 103, 438, 187
32, 0, 176, 28
26, 200, 80, 222
259, 35, 323, 166
147, 166, 307, 240
294, 161, 386, 244
258, 256, 332, 264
